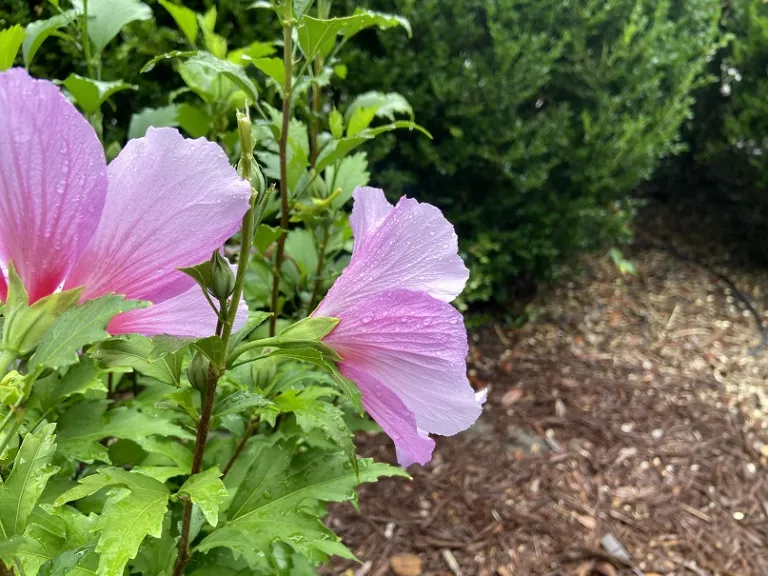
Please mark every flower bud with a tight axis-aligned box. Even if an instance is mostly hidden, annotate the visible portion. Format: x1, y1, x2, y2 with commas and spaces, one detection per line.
187, 352, 209, 392
209, 251, 235, 301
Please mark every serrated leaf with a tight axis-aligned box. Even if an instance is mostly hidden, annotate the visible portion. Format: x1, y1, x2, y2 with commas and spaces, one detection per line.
90, 335, 183, 386
63, 74, 136, 114
275, 389, 353, 459
23, 10, 79, 68
296, 11, 410, 61
326, 152, 369, 208
251, 57, 285, 87
158, 0, 198, 44
0, 423, 58, 538
54, 355, 107, 400
72, 0, 152, 52
213, 390, 271, 419
55, 468, 170, 576
29, 296, 147, 371
57, 401, 193, 463
38, 544, 96, 576
128, 105, 181, 140
346, 106, 377, 137
328, 108, 343, 139
198, 446, 407, 563
0, 24, 24, 70
345, 91, 413, 122
176, 467, 227, 526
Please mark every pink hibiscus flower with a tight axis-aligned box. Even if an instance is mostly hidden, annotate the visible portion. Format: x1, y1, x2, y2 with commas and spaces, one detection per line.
0, 69, 251, 337
314, 187, 485, 466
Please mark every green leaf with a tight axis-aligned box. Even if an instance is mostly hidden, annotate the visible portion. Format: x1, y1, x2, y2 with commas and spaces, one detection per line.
213, 390, 271, 419
293, 0, 314, 18
57, 401, 193, 463
198, 446, 407, 563
23, 10, 79, 68
251, 57, 285, 87
328, 108, 343, 139
326, 152, 369, 208
315, 121, 431, 172
296, 11, 411, 61
73, 0, 152, 52
55, 468, 170, 576
2, 267, 82, 357
37, 545, 96, 576
63, 74, 136, 114
54, 355, 107, 400
29, 296, 147, 371
158, 0, 198, 44
179, 52, 259, 102
176, 467, 227, 526
0, 423, 58, 538
275, 389, 353, 460
280, 316, 339, 341
177, 102, 212, 138
333, 63, 347, 79
0, 24, 24, 70
227, 312, 273, 352
90, 335, 183, 386
227, 41, 275, 66
140, 49, 197, 73
345, 91, 413, 122
346, 106, 378, 137
193, 335, 225, 366
253, 224, 285, 256
128, 105, 180, 140
267, 347, 361, 412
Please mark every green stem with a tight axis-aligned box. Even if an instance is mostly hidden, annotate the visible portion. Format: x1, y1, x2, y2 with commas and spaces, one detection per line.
269, 2, 294, 337
221, 418, 257, 478
227, 336, 280, 365
81, 0, 93, 78
173, 111, 259, 576
0, 350, 15, 376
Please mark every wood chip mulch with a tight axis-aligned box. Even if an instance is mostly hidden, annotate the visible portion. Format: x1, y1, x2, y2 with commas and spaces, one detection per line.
323, 200, 768, 576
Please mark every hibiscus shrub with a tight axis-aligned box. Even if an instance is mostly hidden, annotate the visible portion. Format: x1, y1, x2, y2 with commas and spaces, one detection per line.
339, 0, 722, 303
0, 2, 484, 576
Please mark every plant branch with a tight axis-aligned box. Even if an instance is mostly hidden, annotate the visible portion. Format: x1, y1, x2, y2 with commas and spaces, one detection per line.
173, 110, 259, 576
310, 55, 323, 167
269, 3, 294, 336
222, 419, 257, 478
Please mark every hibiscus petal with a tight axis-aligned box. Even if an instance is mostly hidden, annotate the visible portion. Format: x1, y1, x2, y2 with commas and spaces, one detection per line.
348, 187, 393, 255
315, 190, 468, 317
65, 128, 251, 303
108, 284, 249, 338
324, 289, 482, 436
0, 69, 107, 302
341, 361, 435, 466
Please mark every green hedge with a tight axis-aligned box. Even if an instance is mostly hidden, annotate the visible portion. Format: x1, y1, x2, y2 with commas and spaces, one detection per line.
341, 0, 722, 303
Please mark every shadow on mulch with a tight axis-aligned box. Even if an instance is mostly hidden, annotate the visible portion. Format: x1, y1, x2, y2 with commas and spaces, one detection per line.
323, 199, 768, 576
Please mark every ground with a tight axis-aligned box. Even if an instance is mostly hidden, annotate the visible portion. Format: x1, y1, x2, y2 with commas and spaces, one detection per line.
323, 199, 768, 576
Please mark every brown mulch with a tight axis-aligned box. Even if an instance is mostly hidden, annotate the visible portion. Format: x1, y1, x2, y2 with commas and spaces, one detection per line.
324, 200, 768, 576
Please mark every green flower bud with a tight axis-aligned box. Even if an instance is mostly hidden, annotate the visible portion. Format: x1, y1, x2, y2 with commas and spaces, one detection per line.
210, 251, 235, 301
187, 352, 210, 392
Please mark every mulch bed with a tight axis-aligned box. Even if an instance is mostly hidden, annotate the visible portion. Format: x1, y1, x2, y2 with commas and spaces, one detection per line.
323, 200, 768, 576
